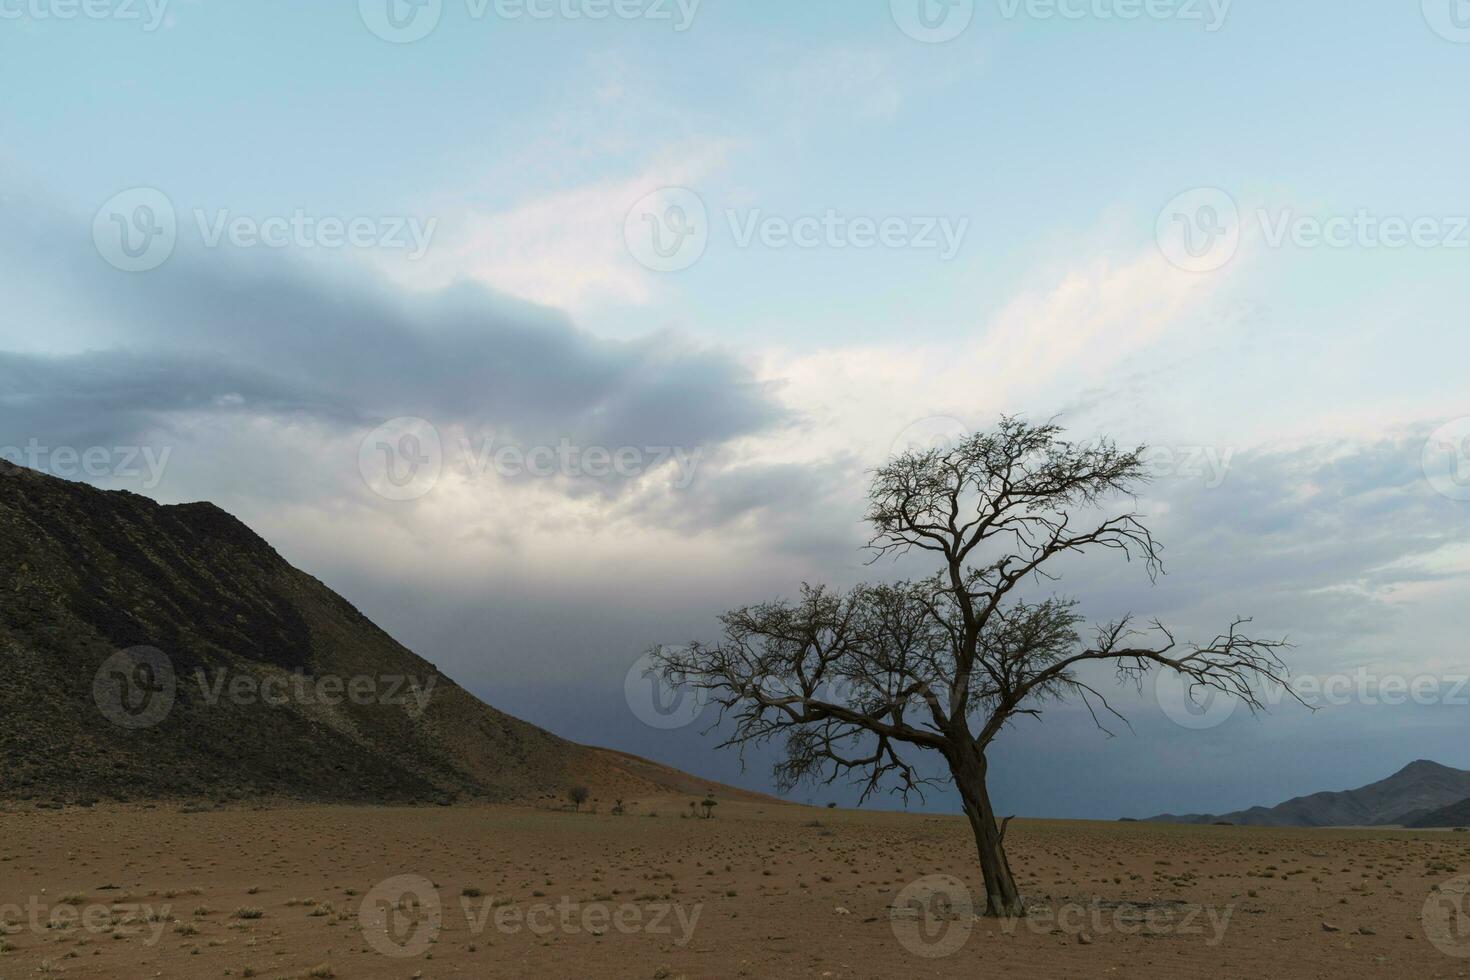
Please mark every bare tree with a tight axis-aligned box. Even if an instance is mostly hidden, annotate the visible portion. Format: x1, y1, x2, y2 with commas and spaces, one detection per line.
652, 418, 1298, 917
567, 786, 589, 812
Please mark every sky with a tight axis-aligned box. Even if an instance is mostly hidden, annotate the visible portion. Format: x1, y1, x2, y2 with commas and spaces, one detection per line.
3, 0, 1470, 819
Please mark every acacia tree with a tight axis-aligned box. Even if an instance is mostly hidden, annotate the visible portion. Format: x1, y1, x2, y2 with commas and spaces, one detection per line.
652, 418, 1296, 917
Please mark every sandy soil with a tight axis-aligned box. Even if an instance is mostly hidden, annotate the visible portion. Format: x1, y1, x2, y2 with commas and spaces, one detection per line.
2, 799, 1468, 979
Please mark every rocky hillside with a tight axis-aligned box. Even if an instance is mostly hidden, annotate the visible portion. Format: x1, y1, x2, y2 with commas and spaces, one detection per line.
1145, 761, 1470, 827
1403, 797, 1470, 829
0, 461, 755, 807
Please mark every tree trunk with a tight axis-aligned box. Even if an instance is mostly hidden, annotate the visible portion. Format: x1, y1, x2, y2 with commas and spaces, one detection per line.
953, 751, 1024, 917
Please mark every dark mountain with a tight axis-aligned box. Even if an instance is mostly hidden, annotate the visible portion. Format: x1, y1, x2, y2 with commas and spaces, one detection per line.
1144, 760, 1470, 827
1404, 798, 1470, 829
0, 461, 753, 806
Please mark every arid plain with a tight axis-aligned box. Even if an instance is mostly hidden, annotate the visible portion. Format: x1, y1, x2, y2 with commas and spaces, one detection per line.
3, 798, 1468, 979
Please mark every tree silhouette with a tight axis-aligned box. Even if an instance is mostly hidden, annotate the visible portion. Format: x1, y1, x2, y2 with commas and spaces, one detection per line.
652, 418, 1297, 917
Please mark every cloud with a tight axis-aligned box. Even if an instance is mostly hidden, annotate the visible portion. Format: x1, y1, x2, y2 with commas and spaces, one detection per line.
407, 144, 730, 313
2, 190, 782, 449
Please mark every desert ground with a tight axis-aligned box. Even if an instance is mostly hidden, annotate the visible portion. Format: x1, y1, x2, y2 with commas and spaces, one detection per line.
2, 799, 1468, 979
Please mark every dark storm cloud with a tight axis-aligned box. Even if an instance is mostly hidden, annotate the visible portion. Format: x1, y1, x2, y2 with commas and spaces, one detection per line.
0, 193, 786, 473
0, 349, 352, 450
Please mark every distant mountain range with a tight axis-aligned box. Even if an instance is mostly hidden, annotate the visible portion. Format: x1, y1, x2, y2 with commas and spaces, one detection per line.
1145, 760, 1470, 828
0, 462, 758, 806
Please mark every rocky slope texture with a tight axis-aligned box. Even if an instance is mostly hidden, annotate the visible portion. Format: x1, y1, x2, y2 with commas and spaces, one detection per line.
1145, 760, 1470, 827
1403, 797, 1470, 829
0, 462, 752, 806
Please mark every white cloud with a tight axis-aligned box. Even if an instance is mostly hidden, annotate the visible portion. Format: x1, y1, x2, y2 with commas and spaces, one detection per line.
401, 145, 724, 313
752, 243, 1241, 467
